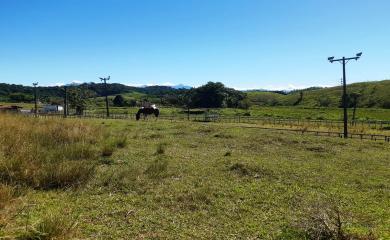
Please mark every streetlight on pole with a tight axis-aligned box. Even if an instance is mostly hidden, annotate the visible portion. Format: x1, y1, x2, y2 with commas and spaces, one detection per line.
33, 82, 38, 116
99, 76, 110, 117
328, 52, 362, 138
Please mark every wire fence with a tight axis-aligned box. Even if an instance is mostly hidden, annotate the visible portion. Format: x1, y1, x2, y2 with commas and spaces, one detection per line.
22, 112, 390, 142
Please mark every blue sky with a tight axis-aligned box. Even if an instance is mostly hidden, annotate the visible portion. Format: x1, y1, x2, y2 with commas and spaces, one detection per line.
1, 0, 389, 90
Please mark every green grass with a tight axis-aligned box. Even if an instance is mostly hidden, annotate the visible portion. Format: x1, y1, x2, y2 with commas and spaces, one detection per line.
247, 80, 390, 109
1, 116, 389, 239
84, 105, 390, 121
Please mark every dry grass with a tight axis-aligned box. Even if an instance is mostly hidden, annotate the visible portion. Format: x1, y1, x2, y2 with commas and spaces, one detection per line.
16, 211, 76, 240
0, 114, 103, 189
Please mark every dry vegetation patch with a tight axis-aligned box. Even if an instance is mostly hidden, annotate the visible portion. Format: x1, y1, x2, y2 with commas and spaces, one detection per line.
0, 115, 103, 189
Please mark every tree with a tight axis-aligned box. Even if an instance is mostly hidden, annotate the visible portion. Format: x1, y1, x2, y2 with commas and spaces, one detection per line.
317, 95, 332, 107
189, 82, 226, 108
348, 92, 361, 124
113, 95, 125, 107
68, 87, 94, 115
9, 93, 33, 102
127, 98, 137, 107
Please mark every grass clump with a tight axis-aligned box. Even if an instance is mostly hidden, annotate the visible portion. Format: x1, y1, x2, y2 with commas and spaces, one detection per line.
155, 143, 166, 155
114, 134, 128, 148
101, 144, 115, 157
17, 211, 75, 240
290, 199, 379, 240
95, 166, 141, 192
144, 158, 169, 179
0, 184, 15, 209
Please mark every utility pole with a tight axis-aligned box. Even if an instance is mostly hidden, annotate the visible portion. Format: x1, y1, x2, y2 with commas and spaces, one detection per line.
99, 76, 110, 117
64, 86, 68, 118
33, 82, 38, 116
328, 52, 362, 138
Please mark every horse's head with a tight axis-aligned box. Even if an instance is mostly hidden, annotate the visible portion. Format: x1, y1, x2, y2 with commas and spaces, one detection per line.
135, 112, 141, 120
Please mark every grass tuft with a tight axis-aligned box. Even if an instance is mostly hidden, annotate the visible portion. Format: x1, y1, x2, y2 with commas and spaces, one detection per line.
155, 143, 166, 155
101, 144, 115, 157
114, 134, 128, 148
144, 158, 169, 179
0, 184, 14, 209
17, 211, 75, 240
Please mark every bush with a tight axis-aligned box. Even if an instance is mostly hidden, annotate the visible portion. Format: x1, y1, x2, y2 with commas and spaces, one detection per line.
113, 95, 125, 107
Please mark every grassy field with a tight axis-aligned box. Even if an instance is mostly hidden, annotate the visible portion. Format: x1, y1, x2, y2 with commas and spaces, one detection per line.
3, 100, 390, 121
84, 106, 390, 121
1, 115, 389, 239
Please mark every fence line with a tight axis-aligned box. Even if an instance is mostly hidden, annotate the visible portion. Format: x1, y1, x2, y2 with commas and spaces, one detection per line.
23, 112, 390, 142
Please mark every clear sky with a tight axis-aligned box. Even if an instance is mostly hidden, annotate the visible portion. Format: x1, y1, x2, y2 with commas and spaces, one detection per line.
1, 0, 389, 90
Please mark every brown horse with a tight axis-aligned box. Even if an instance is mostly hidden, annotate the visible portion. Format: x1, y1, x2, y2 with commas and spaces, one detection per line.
136, 107, 159, 120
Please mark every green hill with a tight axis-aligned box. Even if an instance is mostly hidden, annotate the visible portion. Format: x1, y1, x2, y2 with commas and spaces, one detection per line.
1, 80, 389, 109
247, 80, 390, 109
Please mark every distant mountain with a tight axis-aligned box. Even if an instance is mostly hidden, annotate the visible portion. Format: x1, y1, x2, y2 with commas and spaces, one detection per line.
172, 84, 192, 89
1, 80, 389, 109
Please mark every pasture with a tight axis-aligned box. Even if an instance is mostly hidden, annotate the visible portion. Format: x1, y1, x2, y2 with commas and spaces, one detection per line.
0, 115, 389, 239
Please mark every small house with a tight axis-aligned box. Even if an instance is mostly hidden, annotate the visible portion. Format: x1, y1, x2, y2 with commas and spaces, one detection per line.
43, 105, 64, 113
0, 105, 23, 113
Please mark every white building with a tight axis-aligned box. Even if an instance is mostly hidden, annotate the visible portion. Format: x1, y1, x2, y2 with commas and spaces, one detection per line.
43, 105, 64, 113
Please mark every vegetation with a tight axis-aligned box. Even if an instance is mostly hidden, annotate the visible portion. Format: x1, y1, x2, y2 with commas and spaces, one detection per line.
1, 115, 389, 239
1, 80, 389, 110
247, 80, 390, 108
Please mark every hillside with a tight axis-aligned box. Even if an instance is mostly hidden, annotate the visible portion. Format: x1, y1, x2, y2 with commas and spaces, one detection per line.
247, 80, 390, 108
1, 80, 389, 109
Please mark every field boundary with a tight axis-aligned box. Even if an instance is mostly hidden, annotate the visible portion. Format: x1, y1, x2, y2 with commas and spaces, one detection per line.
18, 112, 390, 142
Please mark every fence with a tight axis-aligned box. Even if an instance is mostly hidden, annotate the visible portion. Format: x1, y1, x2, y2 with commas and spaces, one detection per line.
25, 112, 390, 142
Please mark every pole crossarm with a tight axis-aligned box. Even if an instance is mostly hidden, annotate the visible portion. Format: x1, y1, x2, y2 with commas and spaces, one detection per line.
330, 56, 360, 62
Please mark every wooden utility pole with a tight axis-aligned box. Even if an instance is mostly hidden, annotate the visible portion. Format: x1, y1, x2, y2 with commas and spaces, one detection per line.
99, 76, 110, 117
328, 52, 362, 138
